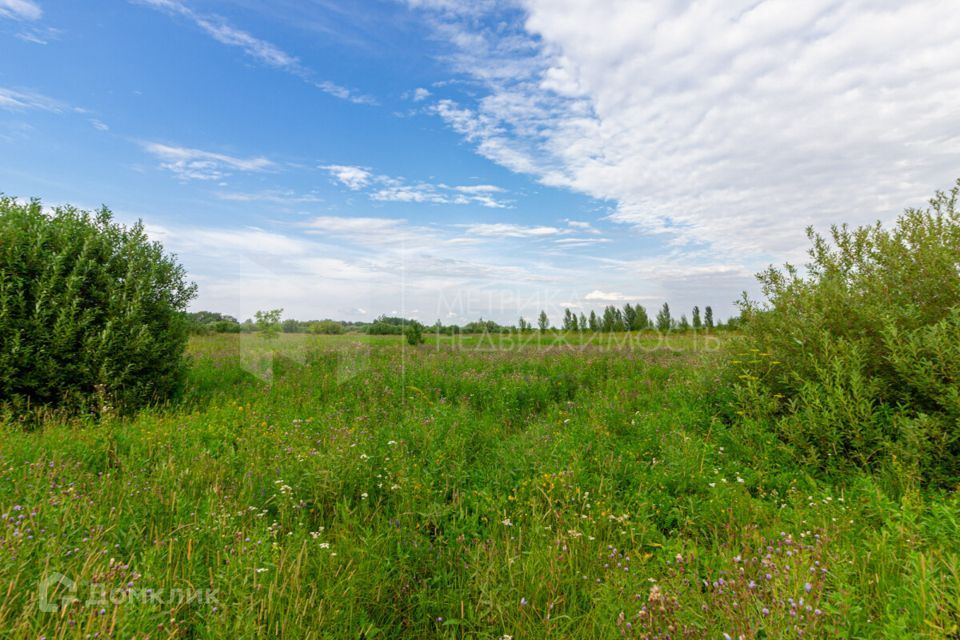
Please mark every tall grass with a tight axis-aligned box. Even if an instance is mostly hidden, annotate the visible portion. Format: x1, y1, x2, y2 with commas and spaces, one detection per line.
1, 334, 958, 638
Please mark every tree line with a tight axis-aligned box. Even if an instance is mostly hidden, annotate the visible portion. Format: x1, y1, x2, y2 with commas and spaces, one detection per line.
188, 302, 738, 336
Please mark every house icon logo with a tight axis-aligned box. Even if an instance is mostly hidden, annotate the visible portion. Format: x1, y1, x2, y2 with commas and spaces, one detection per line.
38, 572, 78, 613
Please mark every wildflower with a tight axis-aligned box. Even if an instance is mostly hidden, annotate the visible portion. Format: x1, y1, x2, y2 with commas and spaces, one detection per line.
804, 582, 813, 593
502, 518, 513, 527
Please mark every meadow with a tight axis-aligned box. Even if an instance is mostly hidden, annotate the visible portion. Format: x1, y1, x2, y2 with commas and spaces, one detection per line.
2, 332, 958, 639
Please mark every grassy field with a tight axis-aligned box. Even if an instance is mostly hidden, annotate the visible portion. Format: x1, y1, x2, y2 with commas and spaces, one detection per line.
2, 333, 959, 638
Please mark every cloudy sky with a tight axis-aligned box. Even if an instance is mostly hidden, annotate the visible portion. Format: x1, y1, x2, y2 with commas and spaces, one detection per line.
2, 0, 958, 324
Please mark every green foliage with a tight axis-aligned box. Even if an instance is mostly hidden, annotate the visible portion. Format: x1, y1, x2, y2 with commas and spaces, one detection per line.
0, 197, 196, 417
656, 302, 672, 331
2, 333, 958, 638
404, 321, 425, 346
309, 319, 345, 335
735, 179, 960, 485
254, 308, 283, 339
537, 309, 550, 331
187, 310, 240, 334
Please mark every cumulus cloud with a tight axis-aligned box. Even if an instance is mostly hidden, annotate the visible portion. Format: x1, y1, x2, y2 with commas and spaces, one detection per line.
584, 290, 639, 302
321, 164, 373, 190
142, 142, 274, 181
322, 163, 511, 208
415, 0, 960, 263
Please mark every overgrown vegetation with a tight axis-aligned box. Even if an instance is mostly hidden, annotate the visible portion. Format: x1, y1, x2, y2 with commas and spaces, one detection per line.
2, 333, 958, 638
0, 197, 195, 419
736, 180, 960, 487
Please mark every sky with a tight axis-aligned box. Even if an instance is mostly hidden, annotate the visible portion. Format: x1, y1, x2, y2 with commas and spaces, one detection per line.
2, 0, 959, 325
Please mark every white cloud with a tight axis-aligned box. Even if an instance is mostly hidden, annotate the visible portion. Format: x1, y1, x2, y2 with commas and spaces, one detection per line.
412, 87, 432, 101
415, 0, 960, 264
90, 119, 109, 131
136, 0, 375, 104
320, 164, 372, 190
322, 164, 511, 208
459, 222, 565, 238
0, 86, 62, 112
584, 290, 639, 302
553, 237, 608, 247
0, 0, 41, 20
215, 189, 323, 205
301, 215, 405, 235
142, 142, 274, 181
453, 184, 502, 194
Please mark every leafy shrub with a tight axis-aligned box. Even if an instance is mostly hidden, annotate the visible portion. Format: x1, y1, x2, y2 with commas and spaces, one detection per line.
254, 308, 283, 339
404, 322, 424, 346
309, 319, 344, 335
735, 180, 960, 484
0, 197, 196, 418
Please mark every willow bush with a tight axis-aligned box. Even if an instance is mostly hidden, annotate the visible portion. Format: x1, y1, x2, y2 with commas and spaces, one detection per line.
735, 180, 960, 485
0, 197, 196, 419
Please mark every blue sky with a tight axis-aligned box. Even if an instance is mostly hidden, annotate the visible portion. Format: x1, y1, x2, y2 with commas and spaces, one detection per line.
3, 0, 959, 324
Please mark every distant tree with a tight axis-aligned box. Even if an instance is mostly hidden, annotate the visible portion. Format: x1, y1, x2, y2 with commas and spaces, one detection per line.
571, 312, 579, 331
623, 304, 636, 329
678, 314, 691, 331
655, 303, 672, 332
518, 317, 530, 332
631, 305, 650, 330
255, 309, 283, 340
588, 310, 600, 332
211, 320, 241, 333
404, 321, 424, 346
281, 318, 301, 333
562, 308, 575, 331
692, 306, 702, 330
602, 305, 625, 332
309, 320, 344, 335
704, 305, 714, 330
579, 312, 588, 331
538, 310, 550, 331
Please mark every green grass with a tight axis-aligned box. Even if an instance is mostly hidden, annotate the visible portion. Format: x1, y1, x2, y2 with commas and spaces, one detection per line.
1, 333, 958, 638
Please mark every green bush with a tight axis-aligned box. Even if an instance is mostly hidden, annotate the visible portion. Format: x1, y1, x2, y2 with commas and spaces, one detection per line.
0, 197, 196, 418
308, 319, 344, 335
735, 180, 960, 484
404, 322, 424, 346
